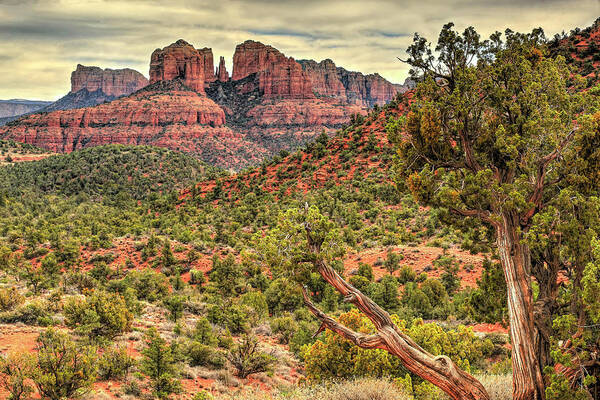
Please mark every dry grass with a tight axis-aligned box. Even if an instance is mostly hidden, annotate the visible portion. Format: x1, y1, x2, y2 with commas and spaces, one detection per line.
476, 374, 512, 400
215, 378, 411, 400
213, 375, 512, 400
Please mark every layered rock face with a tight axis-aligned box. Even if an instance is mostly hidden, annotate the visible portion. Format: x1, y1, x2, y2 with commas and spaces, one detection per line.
232, 40, 314, 99
70, 64, 148, 97
299, 59, 346, 100
150, 40, 206, 93
298, 59, 404, 107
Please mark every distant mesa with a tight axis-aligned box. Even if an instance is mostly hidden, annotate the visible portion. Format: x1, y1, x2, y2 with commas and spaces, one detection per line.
41, 65, 149, 113
0, 99, 52, 120
71, 64, 148, 98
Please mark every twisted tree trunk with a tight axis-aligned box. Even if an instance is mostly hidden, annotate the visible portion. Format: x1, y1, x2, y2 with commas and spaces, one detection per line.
496, 214, 545, 400
302, 225, 490, 400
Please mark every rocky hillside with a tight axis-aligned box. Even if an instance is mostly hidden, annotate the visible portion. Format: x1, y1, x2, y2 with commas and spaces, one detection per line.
0, 39, 405, 169
549, 17, 600, 85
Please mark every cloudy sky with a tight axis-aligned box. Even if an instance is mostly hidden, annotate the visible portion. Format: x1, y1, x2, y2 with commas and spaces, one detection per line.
1, 0, 598, 100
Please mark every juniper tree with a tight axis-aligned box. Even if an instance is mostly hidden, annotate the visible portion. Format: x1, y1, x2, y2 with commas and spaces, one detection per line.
393, 23, 600, 399
260, 205, 490, 400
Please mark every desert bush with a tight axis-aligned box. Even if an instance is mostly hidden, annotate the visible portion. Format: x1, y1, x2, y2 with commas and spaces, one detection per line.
0, 352, 35, 400
397, 265, 416, 284
97, 345, 135, 381
264, 277, 303, 314
191, 316, 219, 346
0, 299, 50, 325
163, 294, 185, 321
189, 269, 206, 285
32, 328, 98, 400
111, 269, 169, 302
0, 287, 24, 311
270, 314, 298, 344
227, 334, 276, 378
63, 290, 132, 340
186, 341, 225, 369
303, 309, 493, 382
240, 291, 269, 322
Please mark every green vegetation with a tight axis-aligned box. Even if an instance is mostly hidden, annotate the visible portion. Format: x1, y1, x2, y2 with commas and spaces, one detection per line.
0, 144, 224, 199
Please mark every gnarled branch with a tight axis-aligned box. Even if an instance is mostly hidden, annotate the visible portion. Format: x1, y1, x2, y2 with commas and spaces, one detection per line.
302, 288, 385, 349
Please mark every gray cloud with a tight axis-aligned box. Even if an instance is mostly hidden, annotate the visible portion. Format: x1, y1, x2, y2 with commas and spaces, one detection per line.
0, 0, 598, 100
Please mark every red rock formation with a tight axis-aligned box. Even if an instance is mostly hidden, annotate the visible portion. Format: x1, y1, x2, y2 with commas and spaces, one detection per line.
199, 48, 216, 84
3, 38, 407, 169
232, 40, 314, 99
149, 40, 206, 93
298, 59, 404, 107
217, 56, 229, 82
298, 59, 346, 101
0, 81, 238, 159
70, 64, 148, 97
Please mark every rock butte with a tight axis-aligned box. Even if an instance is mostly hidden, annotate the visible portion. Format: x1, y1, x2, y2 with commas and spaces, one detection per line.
0, 38, 406, 169
70, 64, 148, 98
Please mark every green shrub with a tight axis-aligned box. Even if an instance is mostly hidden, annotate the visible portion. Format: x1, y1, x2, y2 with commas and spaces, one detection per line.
0, 352, 35, 400
189, 269, 206, 285
0, 300, 50, 325
193, 391, 214, 400
163, 295, 185, 322
31, 328, 98, 400
397, 266, 416, 284
303, 309, 493, 382
186, 342, 225, 369
264, 277, 303, 314
240, 291, 269, 323
140, 328, 181, 399
63, 291, 132, 340
112, 269, 169, 302
98, 346, 135, 381
270, 314, 298, 344
357, 263, 374, 281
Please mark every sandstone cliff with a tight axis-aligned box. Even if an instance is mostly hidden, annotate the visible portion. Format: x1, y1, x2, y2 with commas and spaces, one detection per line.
150, 40, 206, 93
298, 59, 404, 107
232, 40, 314, 99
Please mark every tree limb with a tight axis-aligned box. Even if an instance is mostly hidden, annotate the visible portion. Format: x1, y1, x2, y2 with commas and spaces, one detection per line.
302, 288, 385, 350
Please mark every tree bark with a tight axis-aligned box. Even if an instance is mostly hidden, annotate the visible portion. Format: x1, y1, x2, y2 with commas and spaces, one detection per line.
496, 213, 545, 400
302, 223, 490, 400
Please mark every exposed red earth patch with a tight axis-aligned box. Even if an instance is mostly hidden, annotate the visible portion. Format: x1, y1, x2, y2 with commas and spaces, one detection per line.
344, 245, 485, 288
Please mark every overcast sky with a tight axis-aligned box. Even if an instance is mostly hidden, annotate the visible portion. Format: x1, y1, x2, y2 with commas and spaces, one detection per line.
1, 0, 598, 100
